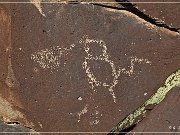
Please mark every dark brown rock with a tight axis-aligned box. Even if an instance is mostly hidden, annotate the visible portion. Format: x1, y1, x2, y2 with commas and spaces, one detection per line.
0, 1, 180, 134
128, 0, 180, 30
127, 87, 180, 135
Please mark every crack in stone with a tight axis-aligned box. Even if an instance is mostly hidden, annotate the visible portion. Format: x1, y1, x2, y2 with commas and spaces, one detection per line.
30, 0, 180, 34
92, 1, 179, 34
11, 2, 180, 132
0, 118, 40, 134
115, 0, 179, 33
108, 69, 180, 134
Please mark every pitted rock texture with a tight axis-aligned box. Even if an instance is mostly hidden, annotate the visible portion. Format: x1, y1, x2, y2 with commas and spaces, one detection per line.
127, 87, 180, 135
0, 1, 180, 134
128, 0, 180, 30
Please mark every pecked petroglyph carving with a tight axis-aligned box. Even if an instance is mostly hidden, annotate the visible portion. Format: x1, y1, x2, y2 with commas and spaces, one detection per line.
79, 36, 121, 103
31, 44, 75, 70
89, 108, 102, 126
79, 35, 151, 103
31, 35, 151, 103
121, 56, 151, 76
77, 104, 88, 122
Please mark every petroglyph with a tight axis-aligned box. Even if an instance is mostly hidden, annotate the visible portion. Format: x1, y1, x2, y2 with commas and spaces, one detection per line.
31, 44, 75, 70
79, 36, 121, 103
90, 119, 100, 126
89, 109, 102, 126
79, 36, 151, 103
31, 35, 151, 103
77, 105, 88, 122
121, 56, 152, 76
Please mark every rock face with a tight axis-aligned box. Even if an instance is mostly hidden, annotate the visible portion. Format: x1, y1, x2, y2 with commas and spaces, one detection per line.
128, 0, 180, 30
0, 117, 36, 135
0, 1, 180, 134
127, 87, 180, 135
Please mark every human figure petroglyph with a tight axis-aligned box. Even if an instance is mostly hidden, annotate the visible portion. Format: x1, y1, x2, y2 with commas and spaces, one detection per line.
31, 35, 151, 103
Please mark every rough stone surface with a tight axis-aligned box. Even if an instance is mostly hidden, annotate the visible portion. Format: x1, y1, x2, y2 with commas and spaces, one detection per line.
129, 0, 180, 30
0, 3, 38, 135
0, 1, 180, 134
0, 117, 35, 135
127, 87, 180, 135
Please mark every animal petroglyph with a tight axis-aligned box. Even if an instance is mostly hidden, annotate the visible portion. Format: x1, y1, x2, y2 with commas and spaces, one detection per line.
31, 35, 151, 103
31, 44, 75, 70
